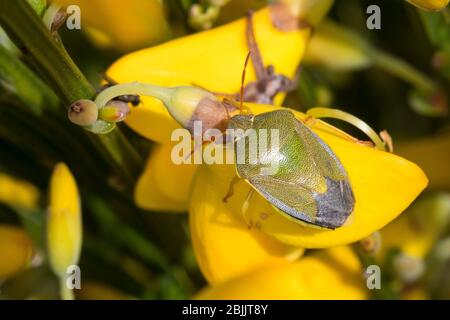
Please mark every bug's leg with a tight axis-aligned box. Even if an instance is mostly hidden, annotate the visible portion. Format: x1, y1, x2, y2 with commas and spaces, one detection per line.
282, 66, 301, 93
222, 175, 241, 203
184, 140, 212, 162
246, 10, 268, 82
223, 98, 252, 115
241, 188, 256, 228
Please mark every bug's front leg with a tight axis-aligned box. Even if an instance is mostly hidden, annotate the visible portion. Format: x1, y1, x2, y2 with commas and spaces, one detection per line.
241, 188, 256, 229
222, 175, 241, 203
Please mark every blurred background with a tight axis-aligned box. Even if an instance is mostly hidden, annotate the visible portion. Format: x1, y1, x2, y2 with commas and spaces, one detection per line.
0, 0, 449, 300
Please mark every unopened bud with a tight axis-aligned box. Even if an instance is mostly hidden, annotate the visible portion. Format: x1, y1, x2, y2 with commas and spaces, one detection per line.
393, 253, 425, 283
166, 86, 232, 135
189, 4, 220, 30
47, 163, 82, 277
99, 100, 131, 123
359, 232, 382, 255
68, 100, 99, 126
51, 8, 68, 33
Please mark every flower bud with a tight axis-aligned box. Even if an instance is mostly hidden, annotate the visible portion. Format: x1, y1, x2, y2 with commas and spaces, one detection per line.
0, 173, 40, 210
99, 100, 131, 123
393, 252, 425, 283
68, 99, 99, 126
189, 4, 221, 30
406, 0, 449, 11
47, 163, 82, 278
163, 86, 233, 135
358, 231, 381, 255
0, 225, 33, 279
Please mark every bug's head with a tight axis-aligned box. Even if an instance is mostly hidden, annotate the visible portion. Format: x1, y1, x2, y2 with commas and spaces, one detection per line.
228, 114, 254, 132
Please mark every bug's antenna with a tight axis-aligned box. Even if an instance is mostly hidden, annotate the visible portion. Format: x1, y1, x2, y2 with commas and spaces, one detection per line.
240, 51, 251, 114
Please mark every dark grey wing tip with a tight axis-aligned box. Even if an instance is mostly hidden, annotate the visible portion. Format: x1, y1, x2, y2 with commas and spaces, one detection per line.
314, 178, 355, 229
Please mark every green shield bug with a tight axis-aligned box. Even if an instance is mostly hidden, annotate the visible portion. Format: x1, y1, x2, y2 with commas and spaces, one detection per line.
221, 51, 355, 230
226, 109, 355, 230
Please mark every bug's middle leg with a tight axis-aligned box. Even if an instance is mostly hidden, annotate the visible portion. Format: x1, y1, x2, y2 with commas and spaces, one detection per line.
241, 188, 256, 229
222, 175, 241, 203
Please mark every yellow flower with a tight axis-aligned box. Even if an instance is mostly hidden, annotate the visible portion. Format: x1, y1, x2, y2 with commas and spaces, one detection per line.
54, 0, 171, 51
0, 173, 40, 210
105, 4, 426, 283
397, 133, 450, 191
47, 163, 82, 277
106, 5, 312, 282
188, 103, 427, 250
406, 0, 449, 11
378, 193, 450, 260
195, 246, 367, 300
0, 225, 33, 279
108, 5, 311, 209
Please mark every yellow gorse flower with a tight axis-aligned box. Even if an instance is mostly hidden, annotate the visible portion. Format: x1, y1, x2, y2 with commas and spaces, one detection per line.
0, 225, 33, 279
47, 163, 82, 277
195, 246, 367, 300
406, 0, 449, 10
54, 0, 171, 51
378, 193, 450, 260
105, 4, 427, 284
108, 5, 311, 209
0, 173, 40, 210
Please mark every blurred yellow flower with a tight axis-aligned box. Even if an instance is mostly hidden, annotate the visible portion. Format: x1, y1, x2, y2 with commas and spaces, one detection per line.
105, 3, 426, 284
55, 0, 171, 51
106, 5, 311, 282
397, 133, 450, 191
378, 193, 450, 260
406, 0, 449, 10
47, 163, 82, 278
0, 225, 33, 279
0, 173, 40, 210
195, 246, 367, 300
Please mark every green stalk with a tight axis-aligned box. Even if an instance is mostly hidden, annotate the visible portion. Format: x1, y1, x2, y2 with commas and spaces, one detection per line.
0, 44, 59, 114
0, 0, 93, 103
0, 0, 143, 184
372, 49, 438, 94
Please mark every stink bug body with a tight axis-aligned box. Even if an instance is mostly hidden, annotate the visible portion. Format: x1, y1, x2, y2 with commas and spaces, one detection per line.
227, 109, 355, 229
218, 48, 355, 230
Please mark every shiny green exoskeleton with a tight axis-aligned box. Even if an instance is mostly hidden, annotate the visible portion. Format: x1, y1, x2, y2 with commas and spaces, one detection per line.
228, 109, 355, 230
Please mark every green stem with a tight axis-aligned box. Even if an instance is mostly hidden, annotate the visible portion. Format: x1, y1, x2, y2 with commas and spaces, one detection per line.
0, 0, 143, 184
59, 277, 75, 300
372, 49, 438, 94
0, 0, 94, 103
0, 44, 59, 114
95, 82, 174, 109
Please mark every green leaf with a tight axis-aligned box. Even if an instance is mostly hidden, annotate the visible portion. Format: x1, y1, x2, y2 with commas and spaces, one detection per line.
0, 44, 58, 114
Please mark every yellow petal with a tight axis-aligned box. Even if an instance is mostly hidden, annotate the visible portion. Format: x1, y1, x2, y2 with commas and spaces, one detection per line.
106, 6, 310, 143
397, 133, 450, 191
190, 103, 428, 248
0, 173, 40, 210
406, 0, 449, 10
55, 0, 171, 51
47, 163, 82, 276
378, 193, 450, 259
190, 163, 303, 284
195, 246, 367, 300
0, 225, 33, 279
135, 144, 196, 212
402, 287, 429, 300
